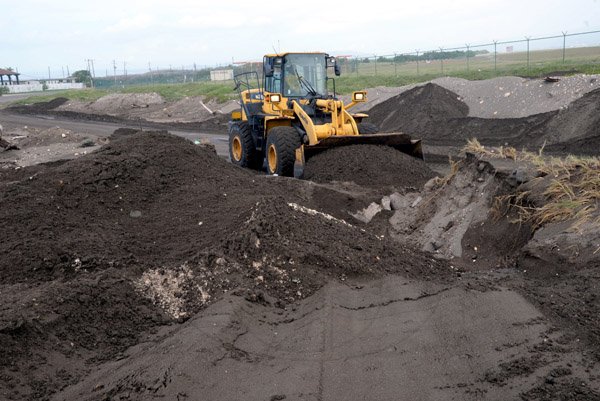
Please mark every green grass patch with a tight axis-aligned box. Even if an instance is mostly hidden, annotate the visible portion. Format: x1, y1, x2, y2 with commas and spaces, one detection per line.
122, 81, 236, 102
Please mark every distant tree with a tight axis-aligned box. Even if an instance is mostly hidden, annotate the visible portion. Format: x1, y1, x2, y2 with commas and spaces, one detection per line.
72, 70, 92, 87
0, 86, 9, 95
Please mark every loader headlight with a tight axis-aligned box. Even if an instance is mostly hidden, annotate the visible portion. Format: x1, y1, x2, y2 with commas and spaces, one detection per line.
352, 91, 366, 102
270, 94, 281, 103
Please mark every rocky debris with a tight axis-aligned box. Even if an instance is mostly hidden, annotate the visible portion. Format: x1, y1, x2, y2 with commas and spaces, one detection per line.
350, 201, 384, 223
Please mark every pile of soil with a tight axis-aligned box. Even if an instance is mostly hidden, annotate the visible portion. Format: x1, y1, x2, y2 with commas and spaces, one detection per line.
303, 144, 436, 189
0, 131, 451, 399
7, 97, 230, 134
367, 83, 600, 154
10, 97, 69, 113
367, 83, 469, 134
83, 93, 164, 115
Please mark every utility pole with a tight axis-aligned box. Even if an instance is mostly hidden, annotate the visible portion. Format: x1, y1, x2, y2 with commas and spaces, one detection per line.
48, 66, 51, 80
62, 66, 65, 78
90, 59, 96, 78
149, 62, 153, 85
66, 65, 70, 77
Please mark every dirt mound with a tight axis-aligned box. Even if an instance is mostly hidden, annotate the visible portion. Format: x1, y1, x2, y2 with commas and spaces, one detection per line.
0, 131, 260, 284
366, 83, 600, 154
85, 93, 164, 115
8, 97, 68, 113
367, 83, 469, 134
136, 97, 215, 123
0, 131, 453, 399
303, 144, 436, 189
544, 87, 600, 146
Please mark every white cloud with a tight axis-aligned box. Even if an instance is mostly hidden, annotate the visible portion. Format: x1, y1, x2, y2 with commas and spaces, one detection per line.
105, 15, 154, 33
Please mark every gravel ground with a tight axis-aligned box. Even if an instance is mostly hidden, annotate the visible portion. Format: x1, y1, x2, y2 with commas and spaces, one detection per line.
346, 74, 600, 118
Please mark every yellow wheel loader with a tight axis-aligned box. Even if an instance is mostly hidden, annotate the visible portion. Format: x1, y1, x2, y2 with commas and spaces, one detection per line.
228, 52, 423, 176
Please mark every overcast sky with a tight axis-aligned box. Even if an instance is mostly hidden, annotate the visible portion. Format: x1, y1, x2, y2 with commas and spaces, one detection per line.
2, 0, 599, 79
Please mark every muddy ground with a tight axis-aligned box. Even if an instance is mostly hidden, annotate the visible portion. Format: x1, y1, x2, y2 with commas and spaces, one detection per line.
0, 75, 599, 400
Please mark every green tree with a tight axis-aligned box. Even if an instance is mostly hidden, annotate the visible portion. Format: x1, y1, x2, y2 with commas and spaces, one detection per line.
72, 70, 92, 87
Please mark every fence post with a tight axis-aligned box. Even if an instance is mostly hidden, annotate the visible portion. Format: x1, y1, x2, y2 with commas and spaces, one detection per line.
374, 55, 377, 75
394, 53, 397, 77
562, 31, 567, 63
466, 44, 470, 72
416, 50, 419, 75
356, 58, 359, 76
525, 36, 531, 72
439, 47, 444, 74
493, 40, 497, 73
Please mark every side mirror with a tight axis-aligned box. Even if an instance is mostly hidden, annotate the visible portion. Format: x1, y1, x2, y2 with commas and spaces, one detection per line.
334, 63, 341, 76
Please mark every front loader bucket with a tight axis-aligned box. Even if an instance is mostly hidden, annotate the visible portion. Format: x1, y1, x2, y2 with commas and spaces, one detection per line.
302, 133, 423, 163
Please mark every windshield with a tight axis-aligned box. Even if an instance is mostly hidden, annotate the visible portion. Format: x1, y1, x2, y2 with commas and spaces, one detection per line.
282, 54, 327, 97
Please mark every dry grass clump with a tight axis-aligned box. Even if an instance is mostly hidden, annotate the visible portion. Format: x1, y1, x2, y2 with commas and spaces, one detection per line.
464, 138, 600, 231
463, 138, 519, 160
431, 156, 461, 188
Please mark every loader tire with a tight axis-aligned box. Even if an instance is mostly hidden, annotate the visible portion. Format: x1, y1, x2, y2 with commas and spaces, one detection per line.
229, 122, 263, 170
266, 127, 301, 177
357, 122, 379, 135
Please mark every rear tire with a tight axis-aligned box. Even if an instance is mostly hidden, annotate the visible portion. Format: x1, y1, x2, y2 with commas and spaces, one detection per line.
266, 127, 301, 177
357, 122, 379, 135
228, 122, 263, 170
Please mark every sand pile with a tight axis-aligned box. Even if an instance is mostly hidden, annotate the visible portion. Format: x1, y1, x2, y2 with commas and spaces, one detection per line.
303, 144, 436, 189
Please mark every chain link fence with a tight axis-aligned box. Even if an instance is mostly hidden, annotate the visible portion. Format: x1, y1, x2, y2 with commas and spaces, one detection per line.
340, 30, 600, 78
40, 29, 600, 89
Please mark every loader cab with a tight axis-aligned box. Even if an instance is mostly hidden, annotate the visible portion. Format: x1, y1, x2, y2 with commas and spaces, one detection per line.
263, 53, 339, 99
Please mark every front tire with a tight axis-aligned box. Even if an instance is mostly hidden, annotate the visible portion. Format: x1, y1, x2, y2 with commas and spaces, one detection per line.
266, 127, 301, 177
357, 122, 379, 135
228, 122, 263, 170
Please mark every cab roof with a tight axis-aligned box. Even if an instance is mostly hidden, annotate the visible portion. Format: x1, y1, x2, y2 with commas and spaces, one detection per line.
264, 52, 328, 58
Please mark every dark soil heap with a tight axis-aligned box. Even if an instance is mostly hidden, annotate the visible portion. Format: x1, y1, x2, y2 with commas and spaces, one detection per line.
367, 83, 469, 134
0, 131, 257, 284
8, 97, 69, 114
303, 144, 436, 189
0, 131, 450, 400
367, 83, 600, 154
